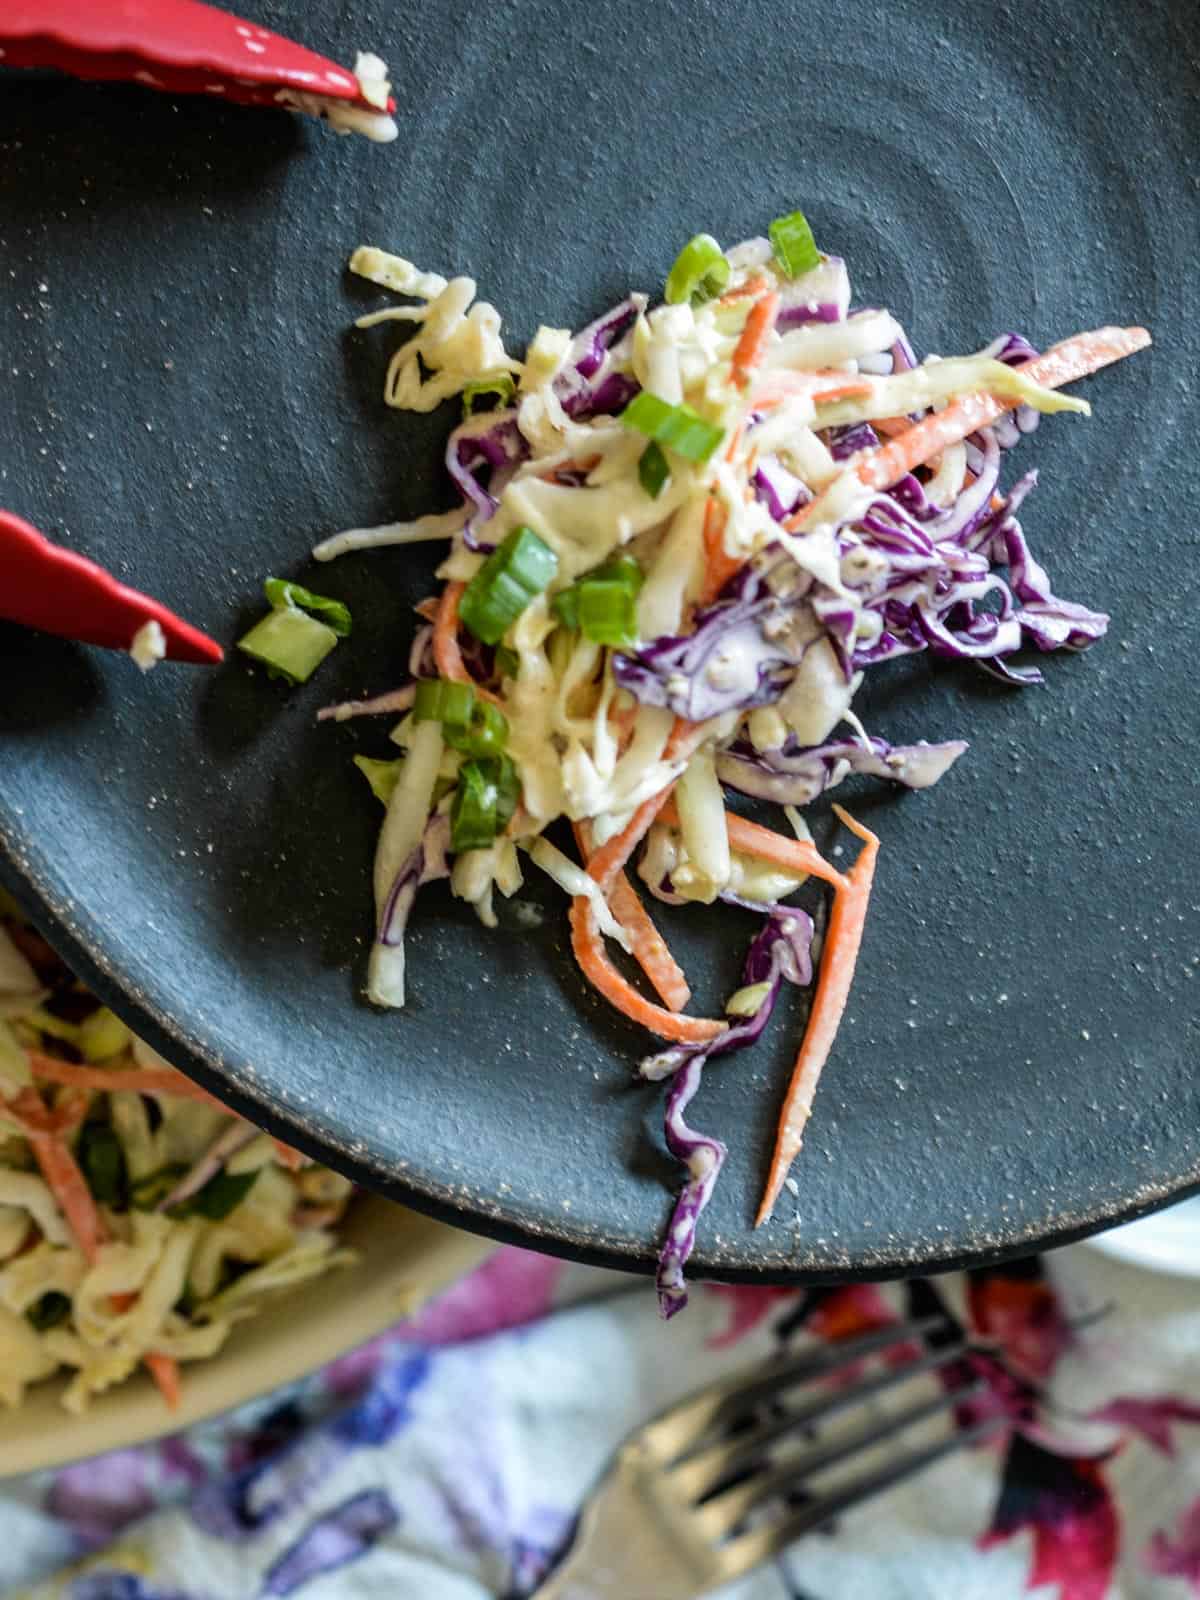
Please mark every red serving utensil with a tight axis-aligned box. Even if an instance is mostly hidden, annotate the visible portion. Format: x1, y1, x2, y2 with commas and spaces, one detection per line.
0, 0, 394, 121
0, 510, 223, 665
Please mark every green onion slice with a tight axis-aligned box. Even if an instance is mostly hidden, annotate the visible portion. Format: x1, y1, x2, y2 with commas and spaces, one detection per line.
462, 371, 518, 417
620, 392, 724, 464
576, 579, 639, 648
768, 208, 821, 279
664, 233, 731, 306
458, 525, 558, 645
413, 678, 476, 726
449, 755, 519, 853
443, 697, 509, 758
237, 608, 339, 685
78, 1122, 128, 1208
27, 1291, 71, 1332
262, 579, 351, 637
170, 1168, 260, 1222
551, 554, 643, 646
638, 440, 670, 498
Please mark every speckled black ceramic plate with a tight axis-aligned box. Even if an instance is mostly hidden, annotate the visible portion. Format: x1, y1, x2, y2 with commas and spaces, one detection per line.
0, 0, 1196, 1282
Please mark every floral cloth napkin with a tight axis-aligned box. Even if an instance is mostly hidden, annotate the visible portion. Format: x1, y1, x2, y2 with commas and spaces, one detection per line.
5, 1234, 1200, 1600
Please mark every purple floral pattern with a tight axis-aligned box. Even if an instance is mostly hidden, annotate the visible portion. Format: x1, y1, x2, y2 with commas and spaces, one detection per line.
7, 1241, 1200, 1599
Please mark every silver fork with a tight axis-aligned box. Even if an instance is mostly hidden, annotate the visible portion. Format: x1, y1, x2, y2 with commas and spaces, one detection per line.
531, 1315, 1003, 1600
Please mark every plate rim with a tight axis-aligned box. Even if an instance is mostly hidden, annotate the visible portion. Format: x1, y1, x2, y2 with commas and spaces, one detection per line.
6, 841, 1199, 1284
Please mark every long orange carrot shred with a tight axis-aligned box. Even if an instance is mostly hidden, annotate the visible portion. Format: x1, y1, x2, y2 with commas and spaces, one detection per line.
27, 1053, 229, 1112
754, 806, 880, 1225
433, 580, 503, 705
568, 721, 726, 1044
574, 823, 691, 1012
788, 326, 1151, 532
24, 1119, 108, 1265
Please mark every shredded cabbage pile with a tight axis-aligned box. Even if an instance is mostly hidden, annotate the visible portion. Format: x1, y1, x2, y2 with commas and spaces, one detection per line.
315, 220, 1142, 1313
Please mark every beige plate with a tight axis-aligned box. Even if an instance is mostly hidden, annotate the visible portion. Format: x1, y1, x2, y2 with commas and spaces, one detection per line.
0, 1198, 493, 1478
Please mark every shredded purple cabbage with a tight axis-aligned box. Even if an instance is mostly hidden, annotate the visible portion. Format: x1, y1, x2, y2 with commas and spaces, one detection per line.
555, 295, 645, 419
612, 564, 815, 721
377, 815, 450, 949
645, 907, 814, 1317
716, 736, 968, 807
445, 415, 527, 551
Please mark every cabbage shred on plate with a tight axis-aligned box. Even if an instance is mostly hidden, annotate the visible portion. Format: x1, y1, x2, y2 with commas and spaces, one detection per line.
312, 213, 1149, 1314
0, 903, 355, 1412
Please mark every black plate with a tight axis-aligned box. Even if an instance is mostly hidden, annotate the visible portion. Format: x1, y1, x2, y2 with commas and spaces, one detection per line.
1, 0, 1197, 1282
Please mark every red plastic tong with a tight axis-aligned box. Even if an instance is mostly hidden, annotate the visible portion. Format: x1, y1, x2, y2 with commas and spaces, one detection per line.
0, 0, 394, 124
0, 510, 223, 665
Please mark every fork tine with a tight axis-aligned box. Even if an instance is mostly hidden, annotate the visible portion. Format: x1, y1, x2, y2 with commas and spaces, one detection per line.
717, 1414, 1005, 1584
668, 1340, 970, 1502
694, 1377, 987, 1541
642, 1315, 949, 1463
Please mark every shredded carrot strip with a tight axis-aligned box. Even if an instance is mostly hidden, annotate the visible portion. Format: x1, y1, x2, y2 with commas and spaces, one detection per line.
718, 274, 769, 304
756, 806, 879, 1225
793, 326, 1151, 517
23, 1121, 106, 1265
433, 581, 471, 683
658, 798, 846, 892
574, 822, 691, 1012
568, 720, 724, 1042
569, 900, 724, 1043
27, 1053, 229, 1112
143, 1350, 183, 1410
433, 580, 503, 705
732, 291, 780, 390
700, 498, 741, 606
750, 369, 870, 409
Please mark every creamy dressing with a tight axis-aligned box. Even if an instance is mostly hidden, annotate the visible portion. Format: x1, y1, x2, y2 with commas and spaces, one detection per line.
129, 620, 166, 672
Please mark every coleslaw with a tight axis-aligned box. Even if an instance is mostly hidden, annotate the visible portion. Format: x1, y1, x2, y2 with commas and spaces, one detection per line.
0, 904, 354, 1411
314, 211, 1149, 1313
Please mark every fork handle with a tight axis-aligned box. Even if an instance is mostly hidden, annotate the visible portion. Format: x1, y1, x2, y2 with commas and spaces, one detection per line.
531, 1460, 706, 1600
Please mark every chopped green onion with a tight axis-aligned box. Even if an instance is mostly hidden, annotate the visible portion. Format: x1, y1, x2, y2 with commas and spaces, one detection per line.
170, 1168, 260, 1222
664, 233, 731, 306
79, 1006, 132, 1063
237, 608, 339, 685
129, 1162, 189, 1211
354, 755, 404, 807
495, 645, 520, 680
458, 526, 558, 645
638, 440, 670, 498
462, 371, 517, 417
443, 697, 509, 758
413, 678, 476, 726
78, 1122, 128, 1208
450, 762, 498, 853
550, 555, 644, 646
549, 587, 580, 631
621, 390, 674, 437
449, 755, 519, 853
262, 579, 351, 637
414, 678, 508, 756
577, 579, 639, 648
768, 208, 821, 279
620, 392, 724, 464
27, 1291, 71, 1332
